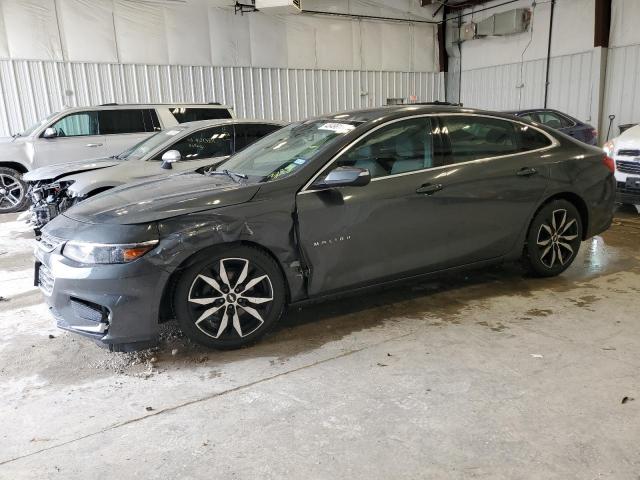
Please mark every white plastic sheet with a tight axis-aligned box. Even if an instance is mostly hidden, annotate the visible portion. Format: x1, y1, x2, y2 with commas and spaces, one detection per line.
57, 0, 118, 63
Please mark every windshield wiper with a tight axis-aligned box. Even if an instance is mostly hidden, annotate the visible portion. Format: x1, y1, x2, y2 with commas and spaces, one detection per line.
207, 169, 248, 183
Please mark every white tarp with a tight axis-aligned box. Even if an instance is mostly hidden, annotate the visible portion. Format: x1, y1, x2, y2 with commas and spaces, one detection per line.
0, 0, 437, 72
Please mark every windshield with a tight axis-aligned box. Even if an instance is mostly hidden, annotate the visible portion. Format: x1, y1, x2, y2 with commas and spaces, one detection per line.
117, 127, 187, 160
216, 120, 361, 181
18, 112, 58, 137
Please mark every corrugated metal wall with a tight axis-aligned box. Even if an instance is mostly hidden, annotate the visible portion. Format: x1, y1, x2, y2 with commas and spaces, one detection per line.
603, 44, 640, 137
458, 51, 594, 122
0, 59, 445, 137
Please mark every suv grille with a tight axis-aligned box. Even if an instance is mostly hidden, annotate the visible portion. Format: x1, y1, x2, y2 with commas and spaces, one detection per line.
616, 160, 640, 175
617, 149, 640, 157
38, 232, 64, 252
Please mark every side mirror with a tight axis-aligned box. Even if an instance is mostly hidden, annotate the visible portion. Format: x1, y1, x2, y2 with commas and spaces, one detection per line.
312, 166, 371, 190
161, 150, 181, 169
43, 127, 57, 139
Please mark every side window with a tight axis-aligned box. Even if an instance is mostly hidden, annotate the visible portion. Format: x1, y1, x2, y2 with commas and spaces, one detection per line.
156, 126, 233, 161
170, 107, 233, 123
48, 112, 98, 137
519, 113, 537, 122
441, 116, 519, 164
518, 125, 552, 151
98, 110, 148, 135
536, 111, 572, 129
234, 124, 281, 152
335, 118, 435, 178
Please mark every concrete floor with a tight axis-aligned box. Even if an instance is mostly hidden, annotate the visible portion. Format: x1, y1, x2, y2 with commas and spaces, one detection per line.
0, 209, 639, 479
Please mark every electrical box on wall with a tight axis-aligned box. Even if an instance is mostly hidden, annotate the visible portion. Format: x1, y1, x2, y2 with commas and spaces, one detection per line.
255, 0, 301, 14
476, 8, 531, 37
460, 22, 477, 41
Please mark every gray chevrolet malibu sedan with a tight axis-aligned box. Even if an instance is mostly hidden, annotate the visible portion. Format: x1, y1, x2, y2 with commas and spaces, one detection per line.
35, 106, 616, 352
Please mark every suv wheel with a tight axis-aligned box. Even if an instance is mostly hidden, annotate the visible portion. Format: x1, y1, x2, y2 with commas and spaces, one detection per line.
174, 245, 286, 349
523, 199, 583, 277
0, 167, 28, 213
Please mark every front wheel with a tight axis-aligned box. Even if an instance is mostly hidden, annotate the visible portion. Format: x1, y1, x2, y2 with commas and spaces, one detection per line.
0, 167, 28, 213
523, 199, 583, 277
173, 245, 286, 349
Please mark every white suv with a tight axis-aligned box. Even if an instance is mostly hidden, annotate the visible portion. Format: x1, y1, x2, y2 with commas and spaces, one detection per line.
0, 103, 233, 212
604, 124, 640, 206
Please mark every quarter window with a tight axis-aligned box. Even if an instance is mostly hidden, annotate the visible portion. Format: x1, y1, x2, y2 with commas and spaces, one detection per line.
48, 112, 99, 137
441, 116, 519, 164
518, 125, 552, 151
336, 118, 436, 178
156, 126, 233, 161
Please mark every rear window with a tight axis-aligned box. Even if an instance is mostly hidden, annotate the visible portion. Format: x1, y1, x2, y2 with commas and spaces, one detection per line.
170, 107, 232, 123
99, 109, 159, 134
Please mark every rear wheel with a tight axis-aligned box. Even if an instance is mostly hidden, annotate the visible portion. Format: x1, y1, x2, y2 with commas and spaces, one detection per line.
173, 245, 286, 349
0, 167, 28, 213
523, 199, 583, 277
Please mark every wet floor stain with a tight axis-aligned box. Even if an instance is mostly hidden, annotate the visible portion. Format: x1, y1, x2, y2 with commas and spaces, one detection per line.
569, 295, 600, 309
525, 308, 554, 317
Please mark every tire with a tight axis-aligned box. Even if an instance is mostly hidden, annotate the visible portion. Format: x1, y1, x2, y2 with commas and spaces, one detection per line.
523, 199, 583, 277
0, 167, 28, 213
173, 245, 286, 350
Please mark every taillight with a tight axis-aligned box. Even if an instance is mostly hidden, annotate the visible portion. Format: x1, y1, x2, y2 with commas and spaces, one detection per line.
603, 154, 615, 173
602, 140, 615, 172
590, 129, 598, 139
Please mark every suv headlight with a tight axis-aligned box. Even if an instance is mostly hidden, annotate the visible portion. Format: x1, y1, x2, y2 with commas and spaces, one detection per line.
62, 240, 159, 264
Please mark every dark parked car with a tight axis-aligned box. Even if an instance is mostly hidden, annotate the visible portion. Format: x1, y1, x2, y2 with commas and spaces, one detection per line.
507, 109, 598, 145
35, 106, 615, 352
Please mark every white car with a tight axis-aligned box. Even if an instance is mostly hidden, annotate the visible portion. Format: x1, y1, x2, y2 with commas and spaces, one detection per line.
604, 124, 640, 205
0, 103, 233, 212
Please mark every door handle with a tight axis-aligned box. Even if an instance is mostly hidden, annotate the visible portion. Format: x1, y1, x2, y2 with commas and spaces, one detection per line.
86, 143, 103, 147
516, 167, 538, 177
416, 183, 443, 195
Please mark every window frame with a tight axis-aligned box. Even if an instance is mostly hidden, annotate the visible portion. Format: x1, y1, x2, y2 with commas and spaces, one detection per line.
97, 108, 155, 136
300, 113, 558, 194
152, 124, 235, 161
41, 111, 100, 138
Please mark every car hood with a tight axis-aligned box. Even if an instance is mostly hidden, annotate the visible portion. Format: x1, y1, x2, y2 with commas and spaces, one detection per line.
613, 124, 640, 151
63, 172, 261, 225
23, 157, 122, 182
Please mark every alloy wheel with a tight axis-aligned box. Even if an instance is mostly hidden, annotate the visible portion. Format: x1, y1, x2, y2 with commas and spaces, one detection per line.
0, 173, 24, 212
187, 257, 274, 339
536, 209, 579, 269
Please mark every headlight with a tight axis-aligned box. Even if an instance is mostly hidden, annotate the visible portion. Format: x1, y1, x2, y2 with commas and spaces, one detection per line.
62, 240, 158, 264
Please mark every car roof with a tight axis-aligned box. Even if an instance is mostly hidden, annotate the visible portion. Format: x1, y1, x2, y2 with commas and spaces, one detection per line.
311, 105, 529, 124
61, 104, 234, 112
177, 118, 287, 130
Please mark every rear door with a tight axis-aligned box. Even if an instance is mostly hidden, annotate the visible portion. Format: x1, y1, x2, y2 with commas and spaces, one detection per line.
33, 111, 106, 167
435, 114, 553, 266
99, 109, 159, 156
296, 116, 453, 296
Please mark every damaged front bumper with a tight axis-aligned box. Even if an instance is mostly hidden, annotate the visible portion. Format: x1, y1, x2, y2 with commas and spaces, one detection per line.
26, 180, 77, 233
35, 229, 171, 352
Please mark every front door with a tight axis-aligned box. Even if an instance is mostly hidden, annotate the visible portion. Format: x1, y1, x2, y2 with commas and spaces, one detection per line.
33, 111, 106, 168
296, 116, 452, 296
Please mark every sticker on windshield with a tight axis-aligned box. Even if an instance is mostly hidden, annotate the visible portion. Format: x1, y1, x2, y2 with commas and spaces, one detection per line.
318, 123, 355, 134
293, 158, 306, 165
165, 130, 180, 136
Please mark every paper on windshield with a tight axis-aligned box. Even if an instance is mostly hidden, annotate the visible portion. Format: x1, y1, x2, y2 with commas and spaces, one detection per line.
318, 123, 355, 134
